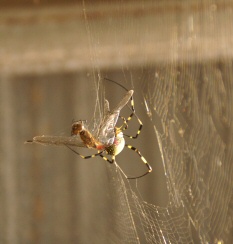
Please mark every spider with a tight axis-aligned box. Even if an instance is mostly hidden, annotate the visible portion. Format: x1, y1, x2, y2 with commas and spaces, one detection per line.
66, 79, 152, 179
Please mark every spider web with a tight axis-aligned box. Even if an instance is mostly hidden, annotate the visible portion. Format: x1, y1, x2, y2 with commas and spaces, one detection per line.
95, 66, 233, 244
81, 1, 233, 243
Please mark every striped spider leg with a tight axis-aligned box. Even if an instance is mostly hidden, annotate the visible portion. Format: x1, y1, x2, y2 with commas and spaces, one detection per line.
98, 126, 152, 179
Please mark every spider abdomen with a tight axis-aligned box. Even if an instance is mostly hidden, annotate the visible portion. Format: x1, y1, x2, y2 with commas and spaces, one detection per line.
105, 132, 125, 156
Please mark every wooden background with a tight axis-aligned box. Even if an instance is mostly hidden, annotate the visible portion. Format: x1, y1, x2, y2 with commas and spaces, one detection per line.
1, 1, 233, 243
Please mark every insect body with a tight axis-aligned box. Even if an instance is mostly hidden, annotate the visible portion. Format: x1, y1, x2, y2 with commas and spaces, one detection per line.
71, 120, 100, 149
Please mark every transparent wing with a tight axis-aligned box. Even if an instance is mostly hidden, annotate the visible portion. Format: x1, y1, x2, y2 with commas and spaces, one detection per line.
25, 135, 87, 148
97, 90, 134, 145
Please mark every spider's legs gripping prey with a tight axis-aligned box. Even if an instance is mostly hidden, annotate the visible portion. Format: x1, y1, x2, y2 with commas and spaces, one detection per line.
99, 154, 115, 164
65, 145, 104, 159
119, 116, 128, 130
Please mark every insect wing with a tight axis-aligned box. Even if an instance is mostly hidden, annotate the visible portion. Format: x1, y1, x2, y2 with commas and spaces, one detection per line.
25, 135, 87, 148
97, 90, 133, 145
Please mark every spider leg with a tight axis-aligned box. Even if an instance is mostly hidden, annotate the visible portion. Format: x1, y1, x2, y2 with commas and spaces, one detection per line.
125, 144, 152, 179
65, 145, 104, 159
122, 94, 143, 139
98, 154, 130, 179
123, 114, 143, 139
119, 116, 128, 130
99, 154, 115, 164
119, 114, 142, 139
121, 94, 135, 129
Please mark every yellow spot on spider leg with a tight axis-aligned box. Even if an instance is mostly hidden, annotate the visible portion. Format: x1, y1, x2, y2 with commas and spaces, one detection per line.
131, 100, 134, 107
141, 156, 147, 163
129, 129, 141, 139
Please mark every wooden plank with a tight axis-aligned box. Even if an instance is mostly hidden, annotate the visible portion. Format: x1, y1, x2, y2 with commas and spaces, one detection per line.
1, 1, 233, 75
